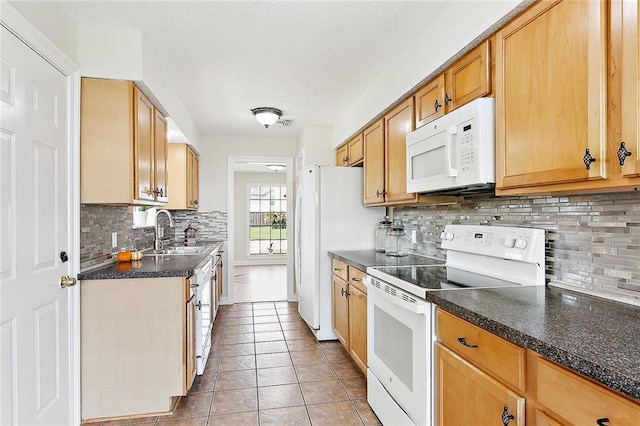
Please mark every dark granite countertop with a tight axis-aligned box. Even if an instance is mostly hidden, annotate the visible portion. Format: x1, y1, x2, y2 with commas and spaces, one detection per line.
329, 250, 445, 271
78, 242, 222, 280
427, 286, 640, 402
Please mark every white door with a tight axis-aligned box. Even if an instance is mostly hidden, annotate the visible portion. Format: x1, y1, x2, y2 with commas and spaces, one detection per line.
1, 25, 75, 425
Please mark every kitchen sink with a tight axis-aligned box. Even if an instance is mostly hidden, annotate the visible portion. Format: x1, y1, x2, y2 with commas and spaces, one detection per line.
151, 246, 207, 255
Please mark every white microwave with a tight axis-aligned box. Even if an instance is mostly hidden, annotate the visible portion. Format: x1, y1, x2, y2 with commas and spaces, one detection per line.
406, 97, 495, 194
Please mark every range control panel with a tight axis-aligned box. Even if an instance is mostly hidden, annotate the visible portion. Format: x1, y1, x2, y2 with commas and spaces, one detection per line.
441, 225, 545, 264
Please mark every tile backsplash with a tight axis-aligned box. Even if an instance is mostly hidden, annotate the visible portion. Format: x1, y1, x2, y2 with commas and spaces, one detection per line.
171, 210, 228, 243
80, 206, 227, 270
395, 191, 640, 305
80, 205, 155, 269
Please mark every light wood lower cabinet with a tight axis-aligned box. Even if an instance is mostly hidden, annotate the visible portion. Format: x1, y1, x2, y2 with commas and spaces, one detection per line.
331, 259, 368, 374
81, 277, 195, 421
435, 343, 525, 426
347, 280, 367, 373
332, 274, 350, 348
534, 356, 640, 425
435, 307, 640, 426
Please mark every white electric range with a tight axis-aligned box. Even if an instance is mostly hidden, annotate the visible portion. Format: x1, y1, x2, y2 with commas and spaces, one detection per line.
365, 224, 545, 426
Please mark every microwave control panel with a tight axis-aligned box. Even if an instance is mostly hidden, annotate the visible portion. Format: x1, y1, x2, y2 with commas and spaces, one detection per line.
459, 121, 475, 174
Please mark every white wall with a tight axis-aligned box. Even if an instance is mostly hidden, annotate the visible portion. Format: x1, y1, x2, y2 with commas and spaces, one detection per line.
332, 0, 524, 146
76, 26, 200, 149
233, 172, 287, 263
298, 125, 334, 167
7, 0, 77, 60
199, 134, 299, 212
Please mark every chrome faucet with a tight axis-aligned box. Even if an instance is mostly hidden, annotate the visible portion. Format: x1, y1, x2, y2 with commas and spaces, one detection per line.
155, 209, 175, 250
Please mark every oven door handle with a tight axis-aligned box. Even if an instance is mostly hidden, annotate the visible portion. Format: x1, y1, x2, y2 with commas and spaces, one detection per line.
365, 277, 426, 315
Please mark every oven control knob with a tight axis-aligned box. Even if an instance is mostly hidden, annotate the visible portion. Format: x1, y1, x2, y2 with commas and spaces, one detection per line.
515, 238, 527, 249
441, 232, 454, 241
504, 236, 516, 248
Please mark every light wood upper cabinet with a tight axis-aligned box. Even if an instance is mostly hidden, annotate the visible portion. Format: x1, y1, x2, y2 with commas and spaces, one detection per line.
384, 97, 416, 204
154, 110, 169, 203
414, 39, 492, 129
335, 134, 364, 167
620, 0, 640, 177
165, 143, 199, 210
435, 343, 525, 426
446, 40, 492, 111
81, 78, 168, 205
495, 0, 608, 193
363, 119, 386, 204
415, 74, 446, 128
336, 143, 348, 167
135, 89, 155, 202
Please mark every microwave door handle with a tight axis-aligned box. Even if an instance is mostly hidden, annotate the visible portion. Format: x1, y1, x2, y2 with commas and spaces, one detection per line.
446, 125, 458, 177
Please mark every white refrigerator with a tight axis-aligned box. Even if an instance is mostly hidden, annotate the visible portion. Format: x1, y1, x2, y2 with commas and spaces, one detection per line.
294, 165, 383, 340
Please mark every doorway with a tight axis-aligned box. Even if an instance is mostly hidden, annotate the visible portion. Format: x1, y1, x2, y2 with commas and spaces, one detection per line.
226, 156, 295, 304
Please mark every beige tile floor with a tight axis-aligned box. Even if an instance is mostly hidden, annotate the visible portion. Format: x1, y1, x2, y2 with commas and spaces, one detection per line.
91, 301, 381, 426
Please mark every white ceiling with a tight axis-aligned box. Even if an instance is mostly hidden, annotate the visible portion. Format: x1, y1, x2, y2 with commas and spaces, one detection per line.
58, 1, 448, 137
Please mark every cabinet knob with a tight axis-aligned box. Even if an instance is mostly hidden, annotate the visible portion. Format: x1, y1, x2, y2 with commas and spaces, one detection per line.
583, 148, 596, 170
434, 99, 441, 112
501, 407, 515, 426
444, 93, 452, 106
617, 142, 632, 166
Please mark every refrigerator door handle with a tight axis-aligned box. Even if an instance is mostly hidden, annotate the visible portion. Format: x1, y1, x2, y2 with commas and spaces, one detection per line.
294, 184, 303, 295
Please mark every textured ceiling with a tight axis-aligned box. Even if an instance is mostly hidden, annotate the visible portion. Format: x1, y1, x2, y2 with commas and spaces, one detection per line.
58, 1, 447, 137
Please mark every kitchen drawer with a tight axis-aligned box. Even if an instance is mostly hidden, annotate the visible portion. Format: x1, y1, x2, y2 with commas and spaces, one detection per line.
536, 357, 640, 426
436, 309, 525, 392
348, 266, 367, 294
332, 259, 348, 282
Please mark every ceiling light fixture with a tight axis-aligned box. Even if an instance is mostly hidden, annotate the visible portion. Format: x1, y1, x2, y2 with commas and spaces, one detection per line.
251, 107, 283, 128
266, 164, 286, 172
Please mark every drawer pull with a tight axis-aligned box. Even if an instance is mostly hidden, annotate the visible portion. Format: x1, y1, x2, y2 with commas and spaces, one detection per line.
596, 418, 610, 426
501, 407, 515, 425
457, 337, 478, 348
333, 268, 342, 271
351, 277, 360, 282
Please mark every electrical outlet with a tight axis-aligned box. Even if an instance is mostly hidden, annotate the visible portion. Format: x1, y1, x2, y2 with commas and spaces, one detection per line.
111, 232, 118, 248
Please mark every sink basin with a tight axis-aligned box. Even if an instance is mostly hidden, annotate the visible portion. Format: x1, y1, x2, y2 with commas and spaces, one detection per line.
151, 246, 206, 255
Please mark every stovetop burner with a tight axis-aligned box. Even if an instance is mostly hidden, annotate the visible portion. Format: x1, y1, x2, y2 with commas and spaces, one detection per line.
367, 225, 546, 300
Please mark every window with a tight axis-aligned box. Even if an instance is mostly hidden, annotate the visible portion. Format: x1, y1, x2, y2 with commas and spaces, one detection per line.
248, 185, 287, 255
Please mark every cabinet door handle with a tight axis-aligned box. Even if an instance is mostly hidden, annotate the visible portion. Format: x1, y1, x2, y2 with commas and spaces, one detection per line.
375, 189, 387, 198
434, 99, 441, 112
457, 337, 478, 348
501, 407, 515, 426
617, 142, 632, 166
583, 148, 596, 170
596, 418, 610, 426
444, 93, 452, 106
